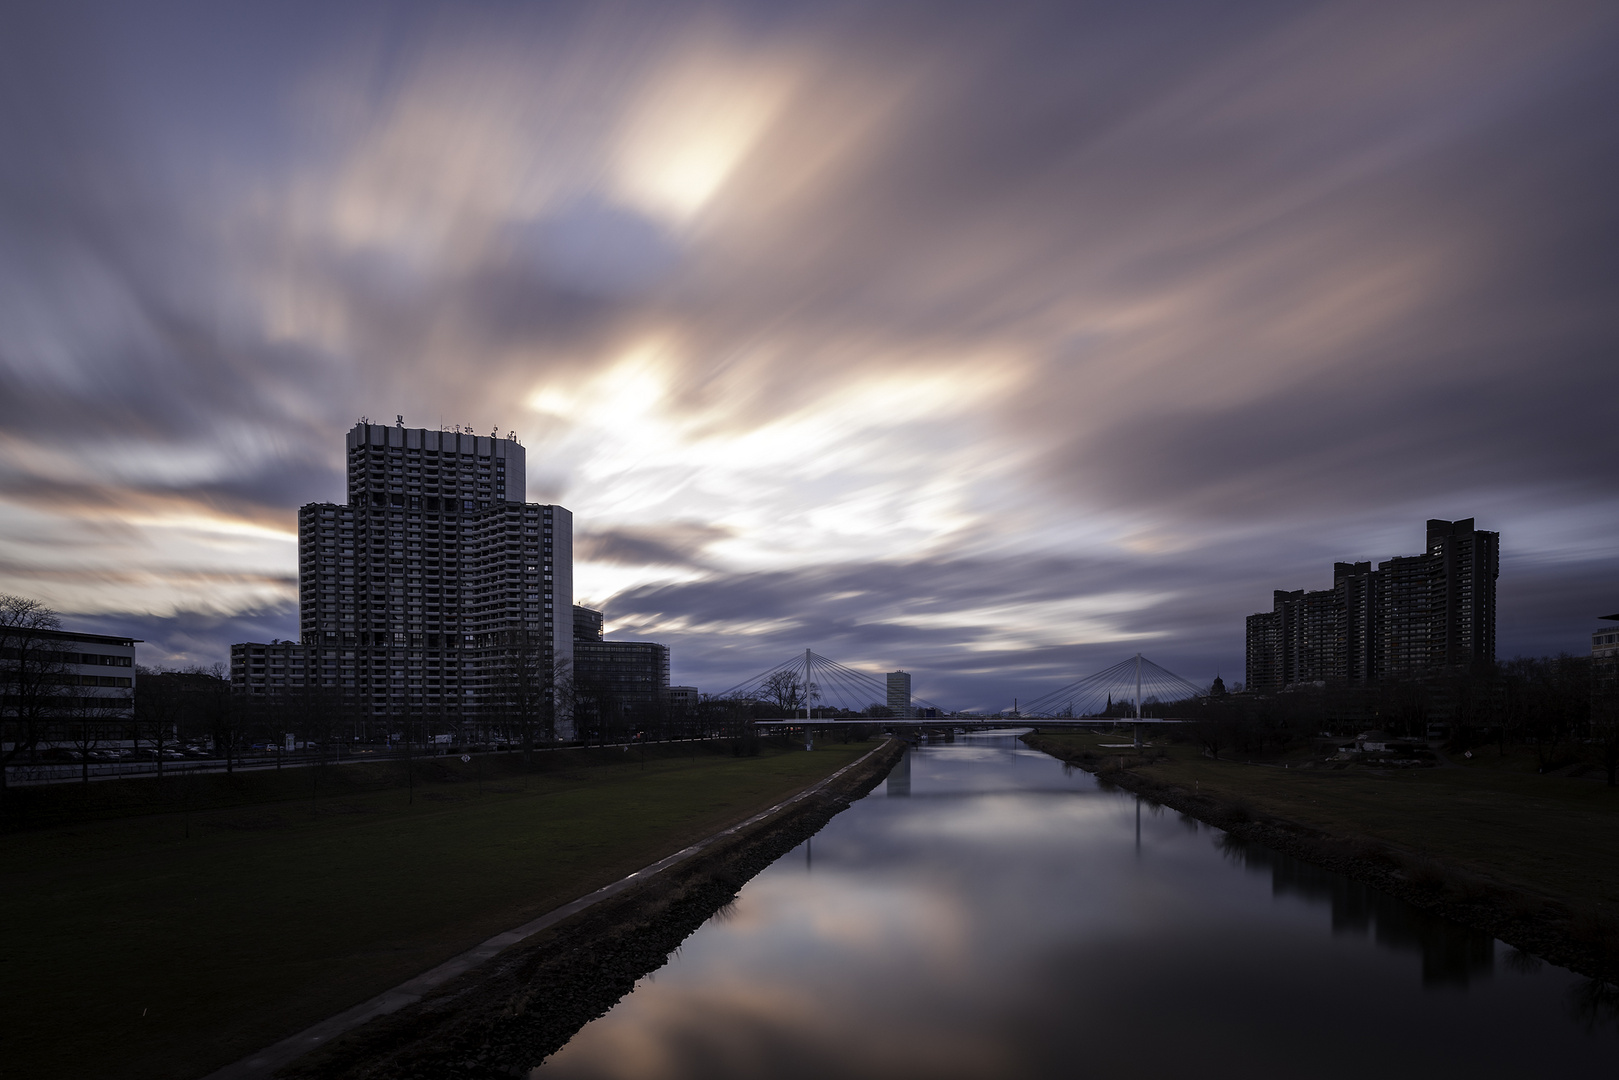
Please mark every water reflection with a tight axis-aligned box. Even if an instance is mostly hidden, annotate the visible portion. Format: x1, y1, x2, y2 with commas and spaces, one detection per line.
885, 751, 910, 797
1217, 835, 1495, 986
537, 734, 1616, 1079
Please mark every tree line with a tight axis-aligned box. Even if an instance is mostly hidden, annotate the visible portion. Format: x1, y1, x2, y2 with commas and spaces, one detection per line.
1158, 654, 1619, 784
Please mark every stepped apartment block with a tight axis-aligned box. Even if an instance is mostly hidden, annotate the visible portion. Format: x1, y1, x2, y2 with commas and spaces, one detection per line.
1246, 518, 1499, 693
232, 420, 572, 732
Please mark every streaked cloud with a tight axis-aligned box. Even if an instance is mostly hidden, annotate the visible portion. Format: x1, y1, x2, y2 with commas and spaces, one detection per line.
0, 0, 1614, 687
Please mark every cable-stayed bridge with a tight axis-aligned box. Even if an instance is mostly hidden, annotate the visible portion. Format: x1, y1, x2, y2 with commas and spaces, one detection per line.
719, 649, 1207, 735
717, 650, 949, 716
1016, 655, 1205, 718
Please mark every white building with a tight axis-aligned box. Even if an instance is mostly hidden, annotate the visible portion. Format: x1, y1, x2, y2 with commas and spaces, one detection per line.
232, 420, 573, 735
1, 627, 137, 746
886, 670, 913, 718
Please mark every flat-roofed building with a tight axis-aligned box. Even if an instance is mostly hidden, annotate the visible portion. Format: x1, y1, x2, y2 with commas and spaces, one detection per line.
1, 626, 138, 747
570, 605, 672, 731
232, 420, 573, 738
1594, 613, 1619, 697
886, 671, 913, 717
1245, 518, 1498, 691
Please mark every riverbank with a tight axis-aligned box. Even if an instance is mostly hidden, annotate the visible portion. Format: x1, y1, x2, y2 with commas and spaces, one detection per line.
1022, 731, 1619, 983
277, 737, 906, 1080
0, 739, 883, 1080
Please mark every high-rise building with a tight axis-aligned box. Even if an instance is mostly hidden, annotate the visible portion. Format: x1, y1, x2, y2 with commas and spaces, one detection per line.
1419, 518, 1499, 669
1334, 561, 1381, 682
1244, 608, 1284, 693
1590, 612, 1619, 698
886, 671, 913, 717
1244, 518, 1498, 692
232, 420, 572, 734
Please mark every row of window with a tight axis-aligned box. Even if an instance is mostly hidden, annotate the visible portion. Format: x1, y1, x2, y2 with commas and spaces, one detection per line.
0, 649, 133, 666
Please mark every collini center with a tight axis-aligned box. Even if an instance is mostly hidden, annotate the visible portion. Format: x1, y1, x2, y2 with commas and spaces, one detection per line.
232, 420, 572, 732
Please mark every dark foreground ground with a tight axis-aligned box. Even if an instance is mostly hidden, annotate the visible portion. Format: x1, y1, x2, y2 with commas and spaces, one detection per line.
1023, 730, 1619, 983
277, 737, 905, 1080
0, 738, 882, 1080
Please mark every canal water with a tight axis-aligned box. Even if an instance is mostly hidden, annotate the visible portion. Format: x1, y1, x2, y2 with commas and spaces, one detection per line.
538, 733, 1617, 1078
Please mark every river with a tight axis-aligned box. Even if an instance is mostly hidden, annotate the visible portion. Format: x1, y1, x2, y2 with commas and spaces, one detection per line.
537, 732, 1617, 1078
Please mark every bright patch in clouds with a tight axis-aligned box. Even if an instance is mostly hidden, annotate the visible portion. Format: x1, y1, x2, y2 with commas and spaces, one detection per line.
0, 0, 1613, 686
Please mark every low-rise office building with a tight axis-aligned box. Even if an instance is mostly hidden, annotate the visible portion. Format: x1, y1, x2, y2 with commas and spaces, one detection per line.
571, 604, 671, 718
1, 626, 138, 746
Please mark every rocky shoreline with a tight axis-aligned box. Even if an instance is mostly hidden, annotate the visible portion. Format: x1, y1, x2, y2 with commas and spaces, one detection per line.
278, 738, 906, 1080
1022, 732, 1619, 986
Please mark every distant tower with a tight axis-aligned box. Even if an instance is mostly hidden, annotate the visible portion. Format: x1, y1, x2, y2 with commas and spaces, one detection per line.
886, 671, 913, 718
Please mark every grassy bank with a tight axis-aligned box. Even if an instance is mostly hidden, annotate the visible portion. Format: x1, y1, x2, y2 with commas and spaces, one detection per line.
0, 739, 875, 1080
1023, 729, 1619, 978
281, 737, 906, 1080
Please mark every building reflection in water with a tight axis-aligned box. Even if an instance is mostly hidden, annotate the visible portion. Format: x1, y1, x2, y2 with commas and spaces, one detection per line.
885, 751, 911, 797
1217, 835, 1495, 986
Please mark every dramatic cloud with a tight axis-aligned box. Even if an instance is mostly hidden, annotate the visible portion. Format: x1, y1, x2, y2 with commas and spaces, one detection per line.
0, 0, 1615, 695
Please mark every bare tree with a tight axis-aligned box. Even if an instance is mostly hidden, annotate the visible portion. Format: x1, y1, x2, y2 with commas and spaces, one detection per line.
66, 691, 128, 783
187, 664, 242, 771
763, 670, 805, 713
0, 594, 70, 804
1591, 691, 1619, 787
495, 631, 566, 764
134, 668, 187, 778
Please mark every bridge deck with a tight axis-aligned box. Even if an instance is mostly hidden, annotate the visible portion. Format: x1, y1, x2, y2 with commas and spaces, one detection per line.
752, 717, 1185, 727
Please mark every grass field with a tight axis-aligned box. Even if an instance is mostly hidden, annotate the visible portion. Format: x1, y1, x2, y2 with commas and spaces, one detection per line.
1028, 730, 1619, 913
0, 739, 875, 1080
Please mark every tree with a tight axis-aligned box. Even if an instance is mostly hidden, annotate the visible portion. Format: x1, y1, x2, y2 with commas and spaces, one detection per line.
1591, 691, 1619, 787
184, 664, 241, 771
496, 631, 563, 763
65, 691, 127, 783
763, 670, 805, 713
0, 594, 70, 804
134, 667, 187, 778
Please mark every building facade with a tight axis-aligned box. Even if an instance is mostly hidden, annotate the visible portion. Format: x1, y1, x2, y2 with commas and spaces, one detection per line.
232, 421, 572, 735
1, 626, 137, 747
1594, 613, 1619, 698
569, 605, 671, 723
886, 671, 913, 717
1245, 518, 1499, 692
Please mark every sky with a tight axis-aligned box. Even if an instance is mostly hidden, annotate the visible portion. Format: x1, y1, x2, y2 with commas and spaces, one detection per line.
1, 0, 1615, 711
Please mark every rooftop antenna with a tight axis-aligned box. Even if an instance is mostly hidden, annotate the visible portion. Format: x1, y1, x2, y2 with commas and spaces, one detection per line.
396, 414, 404, 427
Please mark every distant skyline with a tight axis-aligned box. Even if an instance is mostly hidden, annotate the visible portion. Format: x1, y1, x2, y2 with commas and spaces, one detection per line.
1, 0, 1615, 711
